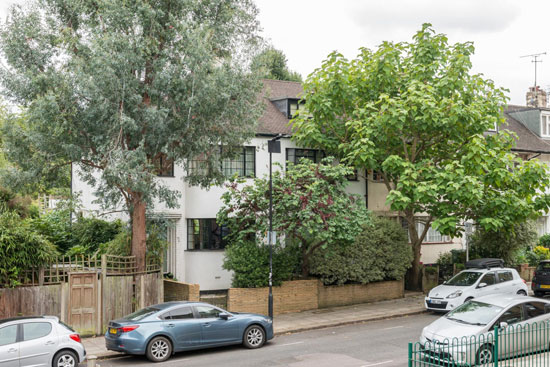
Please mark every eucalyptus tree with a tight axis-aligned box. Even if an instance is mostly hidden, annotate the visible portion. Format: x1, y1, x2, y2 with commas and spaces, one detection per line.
0, 0, 264, 271
292, 24, 550, 289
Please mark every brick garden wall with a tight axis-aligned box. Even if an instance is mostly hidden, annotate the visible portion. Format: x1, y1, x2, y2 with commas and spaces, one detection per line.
318, 280, 404, 308
227, 279, 404, 315
227, 280, 318, 315
164, 279, 200, 302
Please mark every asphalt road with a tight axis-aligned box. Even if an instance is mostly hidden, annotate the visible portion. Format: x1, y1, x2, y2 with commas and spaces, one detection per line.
96, 312, 440, 367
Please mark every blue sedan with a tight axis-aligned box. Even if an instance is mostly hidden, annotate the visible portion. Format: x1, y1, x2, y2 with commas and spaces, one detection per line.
105, 301, 274, 362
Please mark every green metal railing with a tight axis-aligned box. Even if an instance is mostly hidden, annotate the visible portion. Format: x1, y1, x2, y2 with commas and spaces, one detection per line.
409, 320, 550, 366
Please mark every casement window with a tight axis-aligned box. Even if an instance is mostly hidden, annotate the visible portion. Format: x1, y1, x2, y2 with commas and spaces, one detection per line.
347, 168, 358, 181
286, 148, 324, 164
153, 153, 174, 177
187, 219, 228, 250
541, 114, 550, 137
187, 146, 255, 178
400, 217, 451, 243
222, 146, 255, 178
416, 221, 451, 243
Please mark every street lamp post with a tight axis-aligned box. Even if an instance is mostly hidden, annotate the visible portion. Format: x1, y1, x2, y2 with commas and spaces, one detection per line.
267, 134, 282, 319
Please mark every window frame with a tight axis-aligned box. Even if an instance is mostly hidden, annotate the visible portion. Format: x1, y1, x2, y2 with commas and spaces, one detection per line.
523, 302, 547, 320
415, 220, 452, 244
286, 148, 325, 165
154, 153, 175, 177
186, 218, 228, 251
541, 113, 550, 138
221, 146, 256, 178
165, 306, 195, 320
496, 270, 513, 283
478, 271, 496, 286
193, 305, 225, 319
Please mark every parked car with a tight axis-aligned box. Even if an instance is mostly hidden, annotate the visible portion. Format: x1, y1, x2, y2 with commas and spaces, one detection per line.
425, 259, 528, 312
105, 301, 274, 362
420, 295, 550, 365
0, 315, 86, 367
532, 260, 550, 297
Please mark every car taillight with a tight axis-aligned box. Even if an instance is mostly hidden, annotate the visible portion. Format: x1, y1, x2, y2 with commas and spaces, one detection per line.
119, 325, 140, 333
69, 334, 81, 343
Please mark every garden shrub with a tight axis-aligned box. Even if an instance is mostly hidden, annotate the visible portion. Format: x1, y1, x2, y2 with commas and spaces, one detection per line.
309, 216, 412, 285
0, 210, 58, 286
539, 234, 550, 248
469, 220, 537, 265
526, 246, 550, 266
223, 240, 300, 288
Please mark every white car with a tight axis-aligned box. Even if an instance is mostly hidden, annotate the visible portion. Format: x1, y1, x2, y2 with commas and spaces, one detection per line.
425, 265, 528, 312
0, 316, 86, 367
420, 295, 550, 365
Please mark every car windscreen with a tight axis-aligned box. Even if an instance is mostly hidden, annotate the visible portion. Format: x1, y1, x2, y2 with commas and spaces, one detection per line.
537, 263, 550, 271
124, 307, 160, 321
445, 271, 482, 286
445, 301, 503, 326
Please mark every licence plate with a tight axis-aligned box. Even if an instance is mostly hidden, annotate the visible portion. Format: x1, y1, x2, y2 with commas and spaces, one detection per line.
541, 285, 550, 289
109, 328, 118, 334
430, 299, 442, 304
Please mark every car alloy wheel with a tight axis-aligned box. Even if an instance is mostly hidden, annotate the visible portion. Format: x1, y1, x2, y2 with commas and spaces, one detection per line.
54, 350, 77, 367
476, 345, 493, 365
146, 336, 172, 363
243, 325, 265, 349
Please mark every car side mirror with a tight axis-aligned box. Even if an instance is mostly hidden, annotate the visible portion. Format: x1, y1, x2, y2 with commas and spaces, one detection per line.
499, 322, 509, 329
477, 282, 487, 289
219, 313, 230, 320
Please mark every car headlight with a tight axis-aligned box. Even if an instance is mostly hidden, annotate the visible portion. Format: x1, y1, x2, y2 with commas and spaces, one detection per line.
446, 290, 463, 299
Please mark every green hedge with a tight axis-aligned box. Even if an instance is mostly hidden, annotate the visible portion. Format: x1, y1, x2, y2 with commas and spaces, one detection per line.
309, 216, 412, 285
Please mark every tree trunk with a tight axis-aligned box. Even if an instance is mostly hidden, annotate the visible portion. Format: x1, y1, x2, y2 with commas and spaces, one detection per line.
131, 199, 147, 273
409, 239, 422, 291
301, 244, 309, 278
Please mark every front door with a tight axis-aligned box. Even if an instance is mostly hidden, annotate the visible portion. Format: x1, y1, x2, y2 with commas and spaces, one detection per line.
195, 306, 240, 345
0, 324, 19, 367
19, 321, 57, 367
163, 306, 202, 350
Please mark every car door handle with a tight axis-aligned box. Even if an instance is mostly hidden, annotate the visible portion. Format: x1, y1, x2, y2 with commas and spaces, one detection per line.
8, 348, 17, 353
45, 340, 55, 345
167, 324, 175, 328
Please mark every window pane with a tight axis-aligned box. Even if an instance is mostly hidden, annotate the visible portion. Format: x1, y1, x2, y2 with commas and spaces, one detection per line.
170, 307, 194, 320
498, 305, 522, 325
498, 271, 513, 283
480, 272, 496, 286
0, 325, 17, 346
23, 322, 52, 341
187, 219, 228, 250
222, 147, 255, 178
289, 101, 298, 118
196, 306, 221, 319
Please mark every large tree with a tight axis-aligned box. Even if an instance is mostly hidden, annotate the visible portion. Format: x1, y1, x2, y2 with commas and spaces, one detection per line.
292, 24, 550, 289
0, 0, 264, 271
217, 158, 370, 277
251, 47, 302, 82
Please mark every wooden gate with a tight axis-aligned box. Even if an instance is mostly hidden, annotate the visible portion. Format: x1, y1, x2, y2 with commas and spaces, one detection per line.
68, 272, 98, 335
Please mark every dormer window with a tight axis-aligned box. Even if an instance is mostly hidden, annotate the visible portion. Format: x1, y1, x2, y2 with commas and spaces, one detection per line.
541, 113, 550, 137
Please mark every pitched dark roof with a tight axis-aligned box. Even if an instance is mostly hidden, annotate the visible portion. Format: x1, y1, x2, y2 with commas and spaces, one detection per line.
256, 79, 303, 136
503, 105, 550, 153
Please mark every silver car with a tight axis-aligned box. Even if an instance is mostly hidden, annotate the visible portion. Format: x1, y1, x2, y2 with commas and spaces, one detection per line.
420, 295, 550, 365
0, 316, 86, 367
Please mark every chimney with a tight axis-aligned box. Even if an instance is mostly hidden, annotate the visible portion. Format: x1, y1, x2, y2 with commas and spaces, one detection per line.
526, 86, 547, 108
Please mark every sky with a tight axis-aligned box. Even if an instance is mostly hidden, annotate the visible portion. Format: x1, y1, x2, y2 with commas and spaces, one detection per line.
1, 0, 548, 105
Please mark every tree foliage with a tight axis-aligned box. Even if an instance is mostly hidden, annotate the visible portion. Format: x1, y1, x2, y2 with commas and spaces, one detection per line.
469, 220, 538, 265
291, 23, 550, 289
217, 158, 370, 277
251, 47, 302, 82
309, 216, 412, 285
0, 210, 58, 287
0, 0, 264, 270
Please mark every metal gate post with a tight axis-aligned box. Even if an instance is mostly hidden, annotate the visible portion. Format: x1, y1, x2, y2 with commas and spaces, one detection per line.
494, 326, 498, 367
408, 342, 412, 367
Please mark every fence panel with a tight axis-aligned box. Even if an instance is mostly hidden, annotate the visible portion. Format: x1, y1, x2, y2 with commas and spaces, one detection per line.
135, 272, 163, 310
102, 275, 134, 332
409, 320, 550, 366
0, 283, 69, 320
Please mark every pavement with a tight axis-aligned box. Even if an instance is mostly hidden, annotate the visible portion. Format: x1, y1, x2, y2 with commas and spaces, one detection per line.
82, 291, 426, 360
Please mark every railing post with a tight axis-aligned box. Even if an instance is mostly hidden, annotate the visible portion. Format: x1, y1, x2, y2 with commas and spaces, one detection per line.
494, 326, 498, 367
408, 342, 412, 367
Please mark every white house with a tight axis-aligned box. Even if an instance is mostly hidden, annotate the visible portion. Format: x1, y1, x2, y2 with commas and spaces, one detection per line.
72, 79, 470, 290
